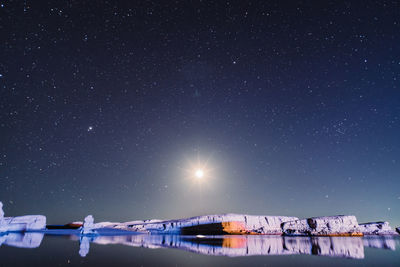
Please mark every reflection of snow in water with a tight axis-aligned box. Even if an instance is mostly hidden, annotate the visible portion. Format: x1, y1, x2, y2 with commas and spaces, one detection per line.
84, 235, 398, 259
0, 231, 397, 260
0, 232, 44, 248
79, 236, 90, 257
363, 236, 396, 251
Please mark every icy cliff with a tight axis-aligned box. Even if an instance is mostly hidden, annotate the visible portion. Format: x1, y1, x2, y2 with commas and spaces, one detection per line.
108, 214, 298, 235
80, 215, 98, 235
282, 215, 362, 236
359, 222, 399, 235
0, 202, 46, 232
86, 214, 399, 237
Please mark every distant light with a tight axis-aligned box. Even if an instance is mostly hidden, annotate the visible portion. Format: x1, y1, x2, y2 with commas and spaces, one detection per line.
195, 169, 204, 179
88, 126, 93, 131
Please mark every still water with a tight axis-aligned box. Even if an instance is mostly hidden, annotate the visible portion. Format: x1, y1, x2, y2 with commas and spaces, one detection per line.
0, 232, 399, 266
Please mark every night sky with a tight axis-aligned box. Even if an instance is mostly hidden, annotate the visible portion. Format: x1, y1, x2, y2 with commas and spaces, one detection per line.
0, 1, 399, 227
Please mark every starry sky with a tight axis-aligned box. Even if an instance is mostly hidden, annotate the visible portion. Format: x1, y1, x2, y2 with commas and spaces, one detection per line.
0, 1, 399, 227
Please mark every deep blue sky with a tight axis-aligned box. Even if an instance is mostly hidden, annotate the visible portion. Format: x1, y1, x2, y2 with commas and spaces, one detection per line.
0, 1, 399, 227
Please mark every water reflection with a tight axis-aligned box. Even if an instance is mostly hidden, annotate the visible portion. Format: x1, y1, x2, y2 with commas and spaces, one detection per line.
363, 236, 396, 250
0, 232, 44, 248
82, 234, 398, 259
0, 232, 398, 260
78, 236, 88, 257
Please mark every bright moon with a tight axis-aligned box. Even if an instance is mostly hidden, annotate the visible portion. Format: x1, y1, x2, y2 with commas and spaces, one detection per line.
195, 169, 204, 179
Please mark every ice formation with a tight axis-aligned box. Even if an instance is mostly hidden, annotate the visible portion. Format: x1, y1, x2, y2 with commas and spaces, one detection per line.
0, 202, 4, 219
0, 200, 398, 239
107, 214, 298, 235
0, 202, 46, 233
359, 222, 399, 235
81, 215, 98, 235
78, 214, 400, 237
282, 215, 362, 236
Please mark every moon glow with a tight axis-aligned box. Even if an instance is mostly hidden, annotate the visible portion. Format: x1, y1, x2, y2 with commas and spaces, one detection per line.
195, 169, 204, 179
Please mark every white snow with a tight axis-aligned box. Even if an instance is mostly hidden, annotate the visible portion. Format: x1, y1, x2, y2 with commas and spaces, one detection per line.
359, 222, 399, 235
106, 214, 298, 234
282, 215, 361, 236
0, 202, 4, 219
0, 216, 46, 232
0, 201, 46, 232
80, 215, 98, 235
